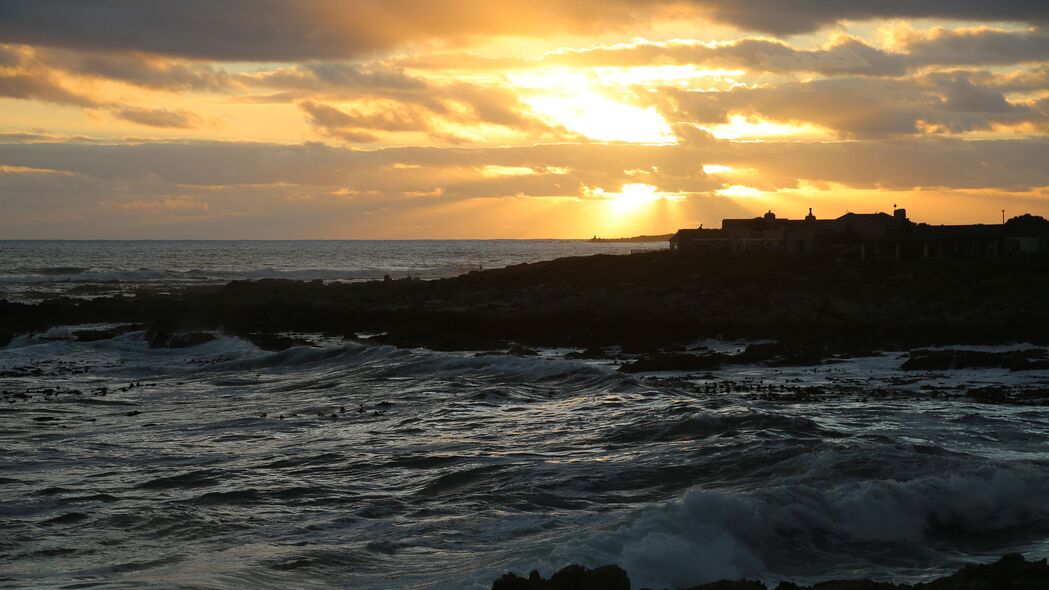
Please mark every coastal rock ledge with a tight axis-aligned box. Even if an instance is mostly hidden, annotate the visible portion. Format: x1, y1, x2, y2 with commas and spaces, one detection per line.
490, 554, 1049, 590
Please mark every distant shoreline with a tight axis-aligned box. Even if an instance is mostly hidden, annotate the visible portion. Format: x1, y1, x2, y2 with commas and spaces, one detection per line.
588, 233, 673, 243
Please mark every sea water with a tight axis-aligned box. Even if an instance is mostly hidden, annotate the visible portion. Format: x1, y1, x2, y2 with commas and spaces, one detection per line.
0, 240, 667, 302
2, 242, 1049, 589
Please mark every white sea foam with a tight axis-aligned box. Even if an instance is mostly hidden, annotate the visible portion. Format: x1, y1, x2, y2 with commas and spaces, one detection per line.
554, 464, 1049, 589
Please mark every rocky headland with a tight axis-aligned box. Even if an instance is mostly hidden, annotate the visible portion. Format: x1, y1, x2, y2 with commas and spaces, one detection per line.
4, 250, 1049, 354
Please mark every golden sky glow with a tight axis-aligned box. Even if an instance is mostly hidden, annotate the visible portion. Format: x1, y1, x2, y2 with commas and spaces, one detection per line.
0, 2, 1047, 238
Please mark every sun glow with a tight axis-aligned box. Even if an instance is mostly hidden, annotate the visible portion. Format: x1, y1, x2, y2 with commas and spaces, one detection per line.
716, 184, 765, 198
597, 183, 685, 215
509, 68, 675, 143
702, 164, 735, 174
528, 93, 674, 143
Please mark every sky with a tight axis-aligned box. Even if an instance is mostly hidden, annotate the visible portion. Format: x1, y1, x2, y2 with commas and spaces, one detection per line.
0, 1, 1047, 239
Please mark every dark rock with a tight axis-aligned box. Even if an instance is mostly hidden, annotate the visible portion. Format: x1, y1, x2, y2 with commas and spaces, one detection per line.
919, 553, 1049, 589
507, 344, 539, 356
10, 251, 1049, 355
494, 555, 1049, 590
966, 387, 1009, 404
566, 347, 612, 360
492, 564, 630, 590
902, 348, 1047, 371
730, 342, 828, 366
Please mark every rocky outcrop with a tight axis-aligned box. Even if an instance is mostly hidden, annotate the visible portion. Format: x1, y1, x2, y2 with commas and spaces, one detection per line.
492, 554, 1049, 590
6, 252, 1049, 353
902, 348, 1049, 371
492, 564, 630, 590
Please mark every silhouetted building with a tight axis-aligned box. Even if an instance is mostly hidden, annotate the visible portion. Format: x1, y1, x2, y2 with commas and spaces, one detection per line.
669, 209, 1049, 258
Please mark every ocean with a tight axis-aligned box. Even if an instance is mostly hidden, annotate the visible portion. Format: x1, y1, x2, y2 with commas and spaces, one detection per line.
2, 241, 1049, 589
0, 240, 668, 302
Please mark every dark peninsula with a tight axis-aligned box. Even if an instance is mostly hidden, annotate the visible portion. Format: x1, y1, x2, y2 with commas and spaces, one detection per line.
4, 248, 1049, 355
589, 233, 675, 242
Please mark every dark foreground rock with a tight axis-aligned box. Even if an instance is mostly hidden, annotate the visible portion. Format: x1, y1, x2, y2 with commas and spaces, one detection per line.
902, 348, 1049, 371
492, 554, 1049, 590
492, 564, 630, 590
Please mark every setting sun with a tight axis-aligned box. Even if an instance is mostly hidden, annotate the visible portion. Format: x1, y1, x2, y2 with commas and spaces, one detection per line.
607, 183, 662, 213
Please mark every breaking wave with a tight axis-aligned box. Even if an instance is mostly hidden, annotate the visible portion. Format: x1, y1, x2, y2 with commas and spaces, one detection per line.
552, 463, 1049, 589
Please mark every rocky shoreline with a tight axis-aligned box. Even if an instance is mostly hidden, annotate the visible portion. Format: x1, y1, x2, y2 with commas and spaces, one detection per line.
4, 250, 1049, 353
491, 554, 1049, 589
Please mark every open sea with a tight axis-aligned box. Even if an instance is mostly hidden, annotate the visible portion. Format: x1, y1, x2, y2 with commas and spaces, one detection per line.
2, 241, 1049, 589
0, 240, 667, 302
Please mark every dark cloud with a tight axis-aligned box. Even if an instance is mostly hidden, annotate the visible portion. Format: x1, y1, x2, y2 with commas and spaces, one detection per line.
968, 65, 1049, 93
3, 136, 1049, 236
0, 72, 98, 106
247, 63, 426, 95
899, 27, 1049, 68
546, 28, 1049, 76
723, 136, 1049, 190
44, 50, 239, 92
656, 74, 1048, 137
697, 0, 1049, 36
0, 44, 22, 67
0, 1, 1045, 61
0, 0, 654, 61
1, 136, 1046, 194
292, 71, 569, 143
0, 64, 211, 129
393, 53, 531, 71
111, 107, 206, 129
301, 100, 433, 143
549, 36, 909, 76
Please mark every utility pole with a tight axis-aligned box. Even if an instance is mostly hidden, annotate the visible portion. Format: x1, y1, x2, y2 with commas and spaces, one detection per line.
1002, 209, 1006, 224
